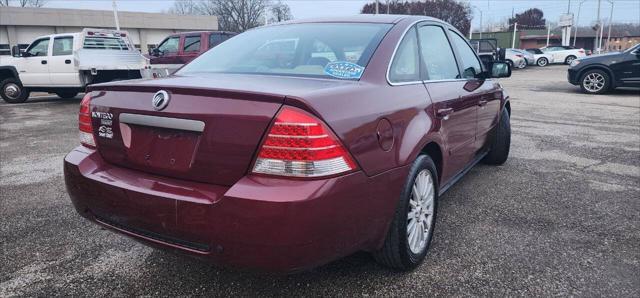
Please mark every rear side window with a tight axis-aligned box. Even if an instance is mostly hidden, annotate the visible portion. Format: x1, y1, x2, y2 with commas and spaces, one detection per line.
184, 35, 201, 52
157, 36, 179, 54
389, 27, 420, 83
448, 30, 482, 78
53, 36, 73, 56
26, 38, 49, 57
208, 34, 230, 49
417, 25, 459, 80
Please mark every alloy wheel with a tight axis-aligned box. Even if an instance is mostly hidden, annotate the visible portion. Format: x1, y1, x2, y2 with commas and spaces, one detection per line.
583, 72, 605, 93
407, 169, 435, 254
537, 58, 548, 67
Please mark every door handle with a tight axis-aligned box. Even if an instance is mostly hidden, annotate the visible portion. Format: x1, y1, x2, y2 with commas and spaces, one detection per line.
437, 108, 454, 120
478, 100, 488, 107
41, 60, 47, 64
65, 59, 71, 64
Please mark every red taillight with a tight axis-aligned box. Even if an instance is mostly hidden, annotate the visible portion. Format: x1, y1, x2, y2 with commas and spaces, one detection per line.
252, 106, 357, 178
516, 54, 523, 58
79, 93, 95, 148
578, 50, 585, 53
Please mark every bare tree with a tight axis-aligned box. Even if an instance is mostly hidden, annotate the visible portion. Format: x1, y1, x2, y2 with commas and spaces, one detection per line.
168, 0, 200, 15
269, 0, 292, 23
362, 0, 471, 36
0, 0, 46, 7
169, 0, 270, 32
508, 8, 546, 30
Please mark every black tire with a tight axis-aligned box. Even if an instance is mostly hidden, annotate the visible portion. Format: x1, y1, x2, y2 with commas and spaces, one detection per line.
536, 57, 548, 67
55, 91, 79, 99
565, 55, 577, 65
579, 69, 610, 94
483, 108, 511, 165
373, 155, 438, 270
0, 78, 30, 104
505, 59, 514, 69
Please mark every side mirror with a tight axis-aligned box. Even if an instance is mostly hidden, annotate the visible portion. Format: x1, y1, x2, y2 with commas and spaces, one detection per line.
11, 46, 22, 57
490, 62, 511, 78
152, 48, 161, 57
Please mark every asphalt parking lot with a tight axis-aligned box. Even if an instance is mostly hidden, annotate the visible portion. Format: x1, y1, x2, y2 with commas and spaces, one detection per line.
1, 65, 639, 296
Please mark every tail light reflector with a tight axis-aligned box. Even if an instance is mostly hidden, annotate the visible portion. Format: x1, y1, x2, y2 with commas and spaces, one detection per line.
516, 54, 523, 58
252, 106, 357, 178
578, 50, 585, 53
79, 93, 95, 148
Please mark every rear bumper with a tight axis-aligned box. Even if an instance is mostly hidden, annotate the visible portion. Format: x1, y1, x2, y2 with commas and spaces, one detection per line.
64, 146, 409, 272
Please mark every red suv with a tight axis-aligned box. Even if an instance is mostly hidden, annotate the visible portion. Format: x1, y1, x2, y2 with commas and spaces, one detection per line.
149, 31, 235, 64
65, 15, 512, 272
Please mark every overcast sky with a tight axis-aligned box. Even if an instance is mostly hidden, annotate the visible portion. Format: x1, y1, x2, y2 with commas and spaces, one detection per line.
43, 0, 640, 28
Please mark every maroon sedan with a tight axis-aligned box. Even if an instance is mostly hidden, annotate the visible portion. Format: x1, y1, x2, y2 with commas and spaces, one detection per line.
65, 15, 511, 272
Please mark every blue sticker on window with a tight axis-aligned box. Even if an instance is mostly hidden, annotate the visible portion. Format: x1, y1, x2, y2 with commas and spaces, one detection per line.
324, 61, 365, 79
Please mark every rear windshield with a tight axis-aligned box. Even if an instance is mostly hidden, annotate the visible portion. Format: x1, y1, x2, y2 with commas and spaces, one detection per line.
83, 37, 130, 50
178, 23, 392, 80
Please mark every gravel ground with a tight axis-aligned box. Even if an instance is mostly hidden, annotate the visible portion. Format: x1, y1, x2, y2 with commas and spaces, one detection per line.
1, 66, 639, 296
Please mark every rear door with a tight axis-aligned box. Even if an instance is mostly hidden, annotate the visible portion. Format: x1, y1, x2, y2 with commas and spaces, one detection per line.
18, 37, 51, 86
179, 33, 202, 64
49, 35, 80, 86
417, 23, 477, 182
446, 29, 501, 152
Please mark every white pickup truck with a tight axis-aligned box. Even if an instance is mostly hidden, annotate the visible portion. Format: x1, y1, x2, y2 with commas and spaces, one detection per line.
0, 28, 149, 103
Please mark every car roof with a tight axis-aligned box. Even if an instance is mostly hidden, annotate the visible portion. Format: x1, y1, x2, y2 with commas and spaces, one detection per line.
276, 14, 443, 25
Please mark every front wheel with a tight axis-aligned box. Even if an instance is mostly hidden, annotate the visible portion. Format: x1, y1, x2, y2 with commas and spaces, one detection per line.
536, 57, 548, 67
373, 155, 438, 270
0, 78, 30, 104
483, 108, 511, 165
580, 69, 610, 94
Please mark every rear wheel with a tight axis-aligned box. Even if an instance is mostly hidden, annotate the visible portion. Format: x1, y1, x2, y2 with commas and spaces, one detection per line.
579, 69, 610, 94
55, 91, 79, 99
517, 60, 527, 69
565, 55, 577, 65
483, 109, 511, 165
505, 59, 514, 69
536, 57, 548, 67
373, 155, 438, 270
0, 78, 30, 104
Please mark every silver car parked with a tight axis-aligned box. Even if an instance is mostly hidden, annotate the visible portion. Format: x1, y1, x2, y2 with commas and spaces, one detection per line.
505, 49, 527, 69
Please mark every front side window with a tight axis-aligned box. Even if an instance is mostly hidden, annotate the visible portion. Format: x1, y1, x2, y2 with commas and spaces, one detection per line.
157, 36, 179, 54
417, 25, 459, 80
178, 23, 391, 79
26, 38, 49, 57
53, 36, 73, 56
388, 27, 420, 83
448, 30, 482, 78
183, 35, 201, 52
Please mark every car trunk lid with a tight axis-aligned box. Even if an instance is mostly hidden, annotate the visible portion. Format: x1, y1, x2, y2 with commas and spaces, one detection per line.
88, 84, 284, 186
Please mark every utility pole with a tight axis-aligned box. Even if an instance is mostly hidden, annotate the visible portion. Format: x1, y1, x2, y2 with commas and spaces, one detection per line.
546, 22, 551, 47
596, 0, 602, 53
112, 0, 120, 31
386, 0, 390, 14
375, 0, 379, 14
574, 0, 587, 47
606, 0, 614, 52
479, 9, 483, 39
512, 22, 518, 48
